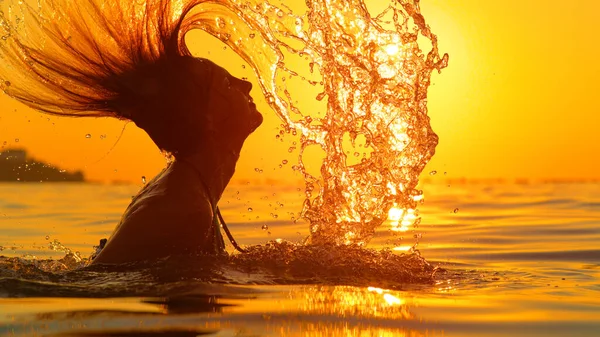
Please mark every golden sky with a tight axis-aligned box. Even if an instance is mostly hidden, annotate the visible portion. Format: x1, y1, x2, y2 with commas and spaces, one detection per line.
1, 0, 599, 183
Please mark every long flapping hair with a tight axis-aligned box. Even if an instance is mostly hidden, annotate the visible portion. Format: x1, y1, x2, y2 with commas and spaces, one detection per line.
0, 0, 213, 152
0, 0, 204, 117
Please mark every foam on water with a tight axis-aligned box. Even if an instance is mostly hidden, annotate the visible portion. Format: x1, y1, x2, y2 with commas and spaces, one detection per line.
0, 239, 438, 297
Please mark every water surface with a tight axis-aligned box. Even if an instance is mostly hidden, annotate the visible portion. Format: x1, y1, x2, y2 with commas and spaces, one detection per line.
1, 181, 599, 336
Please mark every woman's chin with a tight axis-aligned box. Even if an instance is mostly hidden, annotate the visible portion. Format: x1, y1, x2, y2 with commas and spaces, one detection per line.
250, 111, 263, 132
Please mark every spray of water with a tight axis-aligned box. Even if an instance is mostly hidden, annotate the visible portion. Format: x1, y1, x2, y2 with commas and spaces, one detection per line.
185, 0, 448, 245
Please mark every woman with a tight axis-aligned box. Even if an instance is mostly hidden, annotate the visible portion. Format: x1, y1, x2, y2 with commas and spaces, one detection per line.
0, 1, 262, 263
91, 56, 262, 264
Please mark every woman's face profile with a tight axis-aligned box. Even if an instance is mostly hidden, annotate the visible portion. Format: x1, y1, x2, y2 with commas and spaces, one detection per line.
187, 58, 263, 152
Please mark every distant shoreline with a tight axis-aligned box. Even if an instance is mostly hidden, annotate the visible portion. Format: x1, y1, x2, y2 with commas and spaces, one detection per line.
0, 148, 85, 183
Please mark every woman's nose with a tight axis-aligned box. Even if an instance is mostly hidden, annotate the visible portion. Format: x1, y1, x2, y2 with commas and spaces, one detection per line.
233, 77, 252, 94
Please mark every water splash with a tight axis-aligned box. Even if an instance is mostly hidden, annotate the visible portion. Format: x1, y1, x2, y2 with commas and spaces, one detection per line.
185, 0, 448, 245
230, 240, 437, 286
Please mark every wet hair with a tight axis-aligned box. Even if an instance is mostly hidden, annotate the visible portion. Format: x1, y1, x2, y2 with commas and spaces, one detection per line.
0, 0, 208, 154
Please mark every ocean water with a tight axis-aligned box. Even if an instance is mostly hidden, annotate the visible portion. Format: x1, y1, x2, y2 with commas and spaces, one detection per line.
0, 180, 599, 336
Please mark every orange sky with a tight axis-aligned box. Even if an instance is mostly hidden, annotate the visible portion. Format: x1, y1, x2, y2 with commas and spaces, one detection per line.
1, 0, 599, 183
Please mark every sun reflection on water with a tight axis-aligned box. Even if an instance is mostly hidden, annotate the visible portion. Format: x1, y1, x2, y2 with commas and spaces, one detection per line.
368, 286, 405, 306
298, 286, 414, 320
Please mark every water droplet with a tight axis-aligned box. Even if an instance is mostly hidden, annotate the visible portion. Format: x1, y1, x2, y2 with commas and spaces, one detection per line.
85, 134, 91, 139
215, 17, 226, 29
429, 170, 437, 175
14, 138, 19, 143
3, 81, 11, 87
248, 207, 253, 212
453, 208, 459, 213
282, 160, 288, 165
249, 33, 256, 38
261, 224, 268, 230
141, 176, 146, 184
45, 235, 50, 240
100, 134, 107, 140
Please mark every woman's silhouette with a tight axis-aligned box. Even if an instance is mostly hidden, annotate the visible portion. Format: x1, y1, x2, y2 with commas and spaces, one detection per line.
0, 0, 262, 263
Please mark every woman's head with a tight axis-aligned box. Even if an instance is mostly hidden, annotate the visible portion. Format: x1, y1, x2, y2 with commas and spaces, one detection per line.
0, 0, 262, 156
110, 55, 263, 156
191, 58, 263, 156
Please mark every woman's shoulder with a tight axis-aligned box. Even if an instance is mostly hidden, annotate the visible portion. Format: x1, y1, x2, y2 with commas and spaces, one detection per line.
91, 163, 215, 264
